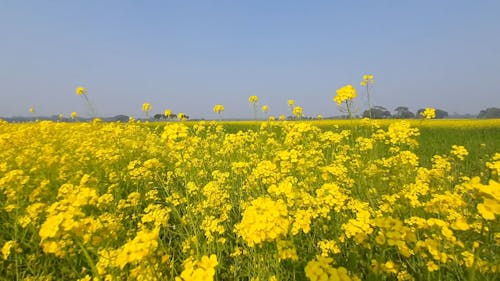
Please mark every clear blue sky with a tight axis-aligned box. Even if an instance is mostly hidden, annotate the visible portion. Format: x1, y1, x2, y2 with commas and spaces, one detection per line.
1, 0, 499, 119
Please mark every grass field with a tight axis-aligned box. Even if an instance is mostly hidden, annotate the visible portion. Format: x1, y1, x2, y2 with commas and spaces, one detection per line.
0, 119, 499, 280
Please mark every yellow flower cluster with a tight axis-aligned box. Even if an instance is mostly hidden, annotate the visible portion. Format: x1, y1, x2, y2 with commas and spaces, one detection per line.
142, 102, 152, 113
235, 197, 289, 246
76, 86, 87, 96
360, 74, 375, 86
333, 84, 357, 105
421, 107, 436, 119
164, 109, 172, 117
176, 254, 218, 281
305, 257, 360, 281
248, 95, 259, 104
213, 104, 224, 114
292, 106, 303, 118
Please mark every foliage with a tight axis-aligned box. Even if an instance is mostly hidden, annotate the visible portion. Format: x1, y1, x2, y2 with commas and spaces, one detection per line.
478, 107, 500, 119
394, 107, 415, 119
362, 106, 391, 119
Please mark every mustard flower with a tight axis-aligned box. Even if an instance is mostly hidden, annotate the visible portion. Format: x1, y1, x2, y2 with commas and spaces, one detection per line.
213, 105, 225, 120
360, 74, 375, 118
76, 86, 87, 96
213, 104, 225, 114
142, 102, 152, 114
293, 106, 303, 118
334, 84, 357, 118
248, 95, 259, 119
235, 197, 289, 246
178, 112, 187, 121
421, 108, 436, 119
360, 74, 374, 86
248, 95, 259, 104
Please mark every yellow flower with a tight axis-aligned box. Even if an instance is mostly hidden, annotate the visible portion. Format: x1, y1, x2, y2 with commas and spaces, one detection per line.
29, 107, 35, 113
142, 102, 152, 113
2, 241, 17, 260
261, 105, 269, 113
235, 197, 289, 246
293, 106, 303, 118
288, 99, 295, 107
334, 84, 357, 105
178, 112, 187, 121
114, 227, 160, 269
76, 86, 87, 96
420, 108, 436, 119
248, 95, 259, 104
176, 254, 218, 281
360, 74, 374, 86
477, 198, 499, 220
426, 261, 439, 272
164, 109, 172, 117
450, 145, 468, 160
213, 104, 225, 114
277, 240, 298, 261
71, 111, 78, 119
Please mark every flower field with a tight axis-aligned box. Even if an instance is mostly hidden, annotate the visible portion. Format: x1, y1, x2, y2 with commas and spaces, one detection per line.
0, 119, 499, 280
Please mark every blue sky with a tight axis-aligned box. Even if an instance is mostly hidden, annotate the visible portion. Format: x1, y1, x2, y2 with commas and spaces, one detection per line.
1, 0, 499, 119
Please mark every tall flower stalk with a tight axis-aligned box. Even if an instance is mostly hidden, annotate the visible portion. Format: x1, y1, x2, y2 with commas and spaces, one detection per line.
248, 95, 259, 120
142, 102, 152, 119
213, 104, 225, 121
261, 105, 269, 119
292, 106, 304, 120
360, 75, 375, 118
76, 86, 97, 118
287, 99, 295, 117
334, 84, 357, 119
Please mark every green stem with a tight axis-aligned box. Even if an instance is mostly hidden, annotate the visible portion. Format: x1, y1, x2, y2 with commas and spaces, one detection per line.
366, 85, 372, 119
75, 239, 102, 281
83, 94, 97, 118
346, 101, 353, 119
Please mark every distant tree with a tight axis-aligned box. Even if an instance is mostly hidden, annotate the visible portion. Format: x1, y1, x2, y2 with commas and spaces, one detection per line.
394, 106, 415, 118
154, 113, 165, 120
112, 115, 129, 122
435, 109, 448, 119
362, 106, 391, 119
477, 107, 500, 118
417, 108, 448, 119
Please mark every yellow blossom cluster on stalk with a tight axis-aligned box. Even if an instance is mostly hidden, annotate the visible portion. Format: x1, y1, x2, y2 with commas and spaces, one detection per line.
142, 102, 152, 117
76, 86, 87, 96
292, 106, 304, 118
0, 118, 498, 280
334, 84, 357, 105
360, 74, 374, 86
213, 104, 224, 114
334, 84, 357, 118
213, 104, 225, 120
